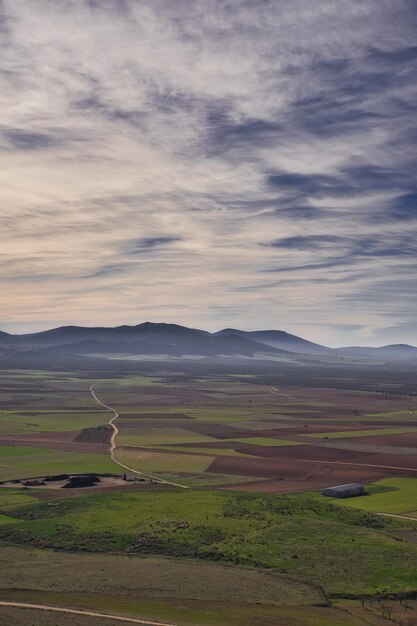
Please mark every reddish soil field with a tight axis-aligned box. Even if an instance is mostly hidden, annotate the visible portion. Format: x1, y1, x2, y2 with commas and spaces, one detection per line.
257, 424, 408, 435
238, 444, 375, 462
219, 468, 388, 493
118, 413, 193, 420
349, 433, 417, 447
357, 452, 417, 470
0, 430, 109, 454
207, 456, 323, 480
75, 425, 112, 444
208, 448, 417, 480
116, 420, 194, 430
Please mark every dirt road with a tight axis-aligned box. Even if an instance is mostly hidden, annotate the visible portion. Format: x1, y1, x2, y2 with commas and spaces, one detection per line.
89, 385, 188, 489
375, 512, 417, 521
0, 600, 174, 625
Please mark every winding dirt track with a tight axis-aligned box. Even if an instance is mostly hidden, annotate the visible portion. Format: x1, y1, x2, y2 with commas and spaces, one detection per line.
89, 385, 188, 489
375, 512, 417, 521
0, 601, 174, 625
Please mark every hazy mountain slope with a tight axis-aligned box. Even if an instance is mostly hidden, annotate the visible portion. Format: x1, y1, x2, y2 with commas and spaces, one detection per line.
216, 328, 331, 355
1, 323, 292, 358
42, 335, 290, 357
336, 344, 417, 359
13, 322, 209, 347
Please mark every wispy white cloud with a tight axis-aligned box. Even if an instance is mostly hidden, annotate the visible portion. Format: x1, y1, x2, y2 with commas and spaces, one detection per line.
0, 0, 416, 345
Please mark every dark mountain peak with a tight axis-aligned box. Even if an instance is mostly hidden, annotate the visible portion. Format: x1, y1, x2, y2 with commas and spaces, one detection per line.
135, 322, 208, 336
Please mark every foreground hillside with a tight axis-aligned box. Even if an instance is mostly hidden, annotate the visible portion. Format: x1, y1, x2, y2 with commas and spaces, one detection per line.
1, 488, 416, 598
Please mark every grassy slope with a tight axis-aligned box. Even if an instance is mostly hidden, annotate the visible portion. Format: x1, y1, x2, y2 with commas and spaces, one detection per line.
0, 489, 416, 597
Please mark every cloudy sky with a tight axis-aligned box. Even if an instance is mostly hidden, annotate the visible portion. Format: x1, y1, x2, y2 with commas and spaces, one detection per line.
1, 0, 416, 346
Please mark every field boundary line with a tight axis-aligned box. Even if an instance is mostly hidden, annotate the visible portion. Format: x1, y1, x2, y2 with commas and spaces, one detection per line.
89, 384, 188, 489
0, 600, 175, 625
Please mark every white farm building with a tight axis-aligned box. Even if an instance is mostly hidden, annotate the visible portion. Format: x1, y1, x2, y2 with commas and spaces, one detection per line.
321, 483, 364, 498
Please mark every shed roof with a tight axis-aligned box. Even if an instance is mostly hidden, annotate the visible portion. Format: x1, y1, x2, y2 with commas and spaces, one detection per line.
325, 483, 363, 491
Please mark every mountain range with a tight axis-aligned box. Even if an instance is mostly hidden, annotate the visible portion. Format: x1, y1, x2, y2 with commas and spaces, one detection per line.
0, 322, 416, 362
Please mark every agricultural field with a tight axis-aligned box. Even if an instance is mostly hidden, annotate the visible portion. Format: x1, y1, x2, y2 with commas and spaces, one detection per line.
1, 369, 417, 489
0, 368, 416, 625
92, 371, 417, 490
0, 371, 120, 481
335, 477, 417, 517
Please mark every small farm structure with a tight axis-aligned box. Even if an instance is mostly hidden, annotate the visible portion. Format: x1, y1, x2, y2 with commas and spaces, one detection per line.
123, 473, 137, 482
321, 483, 364, 498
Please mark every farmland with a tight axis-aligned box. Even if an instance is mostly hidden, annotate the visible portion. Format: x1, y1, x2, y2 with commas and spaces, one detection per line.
1, 368, 417, 489
335, 477, 417, 517
0, 367, 416, 625
89, 371, 417, 490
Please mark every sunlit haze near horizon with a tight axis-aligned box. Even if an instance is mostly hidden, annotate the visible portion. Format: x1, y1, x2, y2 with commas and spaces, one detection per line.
1, 1, 416, 347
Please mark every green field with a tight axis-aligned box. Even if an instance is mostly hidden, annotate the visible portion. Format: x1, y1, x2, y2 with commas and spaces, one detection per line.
0, 445, 120, 481
157, 445, 246, 456
234, 437, 302, 446
0, 411, 108, 434
335, 478, 417, 516
0, 489, 39, 510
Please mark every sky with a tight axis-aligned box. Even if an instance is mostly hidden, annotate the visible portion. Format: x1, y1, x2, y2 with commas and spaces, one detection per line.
0, 0, 416, 346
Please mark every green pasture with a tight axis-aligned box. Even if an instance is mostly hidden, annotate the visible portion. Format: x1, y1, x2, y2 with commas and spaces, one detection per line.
86, 376, 165, 388
234, 437, 303, 446
156, 445, 246, 456
334, 478, 417, 516
0, 513, 19, 526
0, 445, 120, 481
0, 489, 39, 510
0, 489, 416, 597
0, 410, 108, 435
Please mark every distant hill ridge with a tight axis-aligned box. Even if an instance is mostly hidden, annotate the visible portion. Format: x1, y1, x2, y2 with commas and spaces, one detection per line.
0, 322, 416, 360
